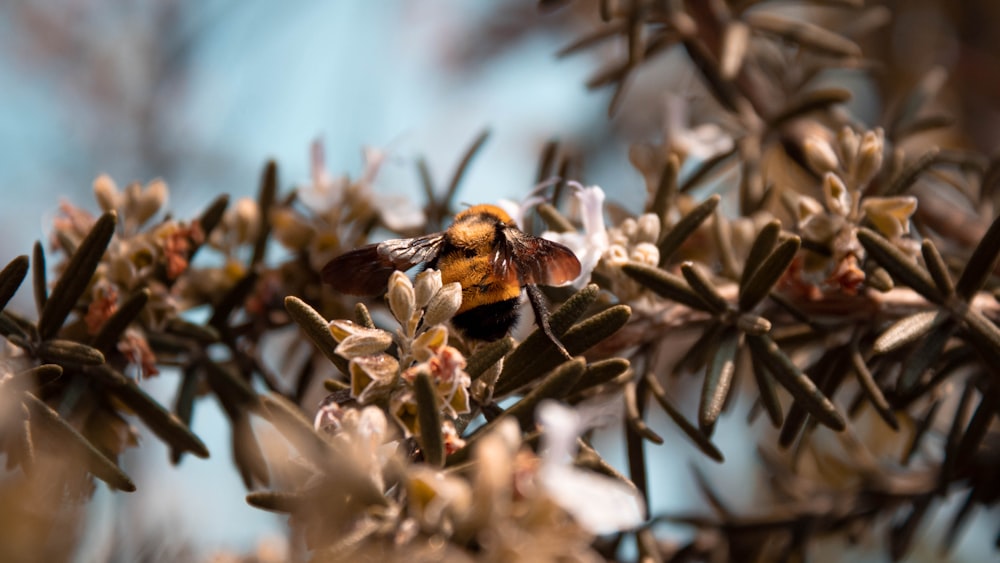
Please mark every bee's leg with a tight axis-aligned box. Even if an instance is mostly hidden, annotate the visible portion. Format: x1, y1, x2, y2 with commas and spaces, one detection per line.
525, 284, 572, 360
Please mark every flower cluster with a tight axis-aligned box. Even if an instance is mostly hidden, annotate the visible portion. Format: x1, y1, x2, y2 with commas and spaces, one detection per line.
326, 269, 469, 454
543, 183, 661, 302
790, 127, 918, 297
395, 414, 634, 562
55, 175, 202, 377
295, 400, 641, 561
270, 142, 422, 273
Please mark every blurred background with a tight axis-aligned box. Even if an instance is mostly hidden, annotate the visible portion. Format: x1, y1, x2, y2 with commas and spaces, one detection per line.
2, 1, 999, 561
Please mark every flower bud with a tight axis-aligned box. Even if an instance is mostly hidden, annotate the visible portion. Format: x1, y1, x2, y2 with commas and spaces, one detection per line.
630, 242, 660, 266
862, 195, 917, 239
270, 208, 314, 250
350, 353, 400, 402
605, 244, 630, 266
134, 179, 168, 227
388, 271, 416, 326
803, 136, 840, 175
423, 282, 462, 328
93, 174, 120, 212
232, 197, 261, 245
737, 313, 772, 335
635, 213, 661, 244
853, 128, 884, 187
837, 126, 860, 173
822, 172, 851, 217
795, 195, 824, 224
336, 330, 394, 358
412, 325, 449, 362
414, 269, 443, 309
329, 320, 393, 357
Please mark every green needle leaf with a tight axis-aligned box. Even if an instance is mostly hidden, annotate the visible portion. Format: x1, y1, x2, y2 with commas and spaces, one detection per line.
195, 195, 229, 248
209, 272, 259, 328
38, 339, 105, 366
32, 242, 46, 315
963, 308, 1000, 362
94, 366, 210, 459
681, 262, 730, 314
537, 202, 575, 234
259, 393, 330, 468
284, 296, 349, 376
496, 304, 630, 398
658, 194, 720, 265
747, 334, 846, 431
745, 12, 861, 57
170, 368, 200, 464
413, 372, 445, 468
24, 392, 136, 492
769, 88, 853, 129
498, 358, 586, 432
251, 161, 278, 267
849, 347, 898, 429
246, 490, 301, 514
750, 360, 784, 428
955, 213, 1000, 300
920, 239, 954, 296
39, 212, 117, 340
466, 336, 514, 381
354, 302, 375, 329
873, 310, 941, 355
649, 154, 680, 223
646, 373, 725, 462
699, 328, 739, 434
739, 236, 800, 312
567, 357, 630, 396
92, 289, 150, 353
502, 284, 598, 372
622, 262, 713, 311
0, 254, 29, 314
232, 413, 270, 488
857, 228, 942, 303
163, 317, 221, 344
204, 360, 259, 410
897, 317, 955, 392
740, 220, 781, 289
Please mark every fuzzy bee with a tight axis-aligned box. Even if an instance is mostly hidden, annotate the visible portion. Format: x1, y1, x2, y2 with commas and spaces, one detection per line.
322, 204, 581, 356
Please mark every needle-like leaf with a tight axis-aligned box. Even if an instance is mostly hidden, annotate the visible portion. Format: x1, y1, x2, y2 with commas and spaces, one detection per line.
658, 195, 720, 265
747, 334, 845, 431
38, 212, 116, 339
413, 372, 445, 468
739, 236, 800, 311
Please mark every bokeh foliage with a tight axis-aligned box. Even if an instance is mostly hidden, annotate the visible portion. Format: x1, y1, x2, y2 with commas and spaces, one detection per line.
2, 1, 999, 561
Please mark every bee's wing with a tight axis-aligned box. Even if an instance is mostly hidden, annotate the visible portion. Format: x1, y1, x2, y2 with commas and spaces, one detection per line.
500, 231, 582, 287
322, 234, 445, 296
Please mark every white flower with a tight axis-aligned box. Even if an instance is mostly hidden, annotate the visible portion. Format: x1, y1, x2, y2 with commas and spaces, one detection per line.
536, 400, 646, 535
299, 139, 423, 231
496, 178, 558, 230
663, 95, 734, 164
541, 182, 609, 289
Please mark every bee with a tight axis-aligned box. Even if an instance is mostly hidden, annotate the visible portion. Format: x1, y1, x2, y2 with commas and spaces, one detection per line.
322, 204, 581, 356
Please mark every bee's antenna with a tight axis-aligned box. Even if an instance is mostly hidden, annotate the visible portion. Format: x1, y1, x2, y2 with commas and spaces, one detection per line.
533, 176, 562, 197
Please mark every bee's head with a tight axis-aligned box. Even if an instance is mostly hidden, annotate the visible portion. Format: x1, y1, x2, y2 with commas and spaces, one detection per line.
453, 204, 515, 228
448, 204, 515, 250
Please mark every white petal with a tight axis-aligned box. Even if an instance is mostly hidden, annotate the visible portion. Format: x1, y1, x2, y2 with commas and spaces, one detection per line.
541, 465, 646, 534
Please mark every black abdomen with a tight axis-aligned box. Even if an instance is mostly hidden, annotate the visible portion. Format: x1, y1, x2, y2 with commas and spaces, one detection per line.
451, 297, 520, 341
